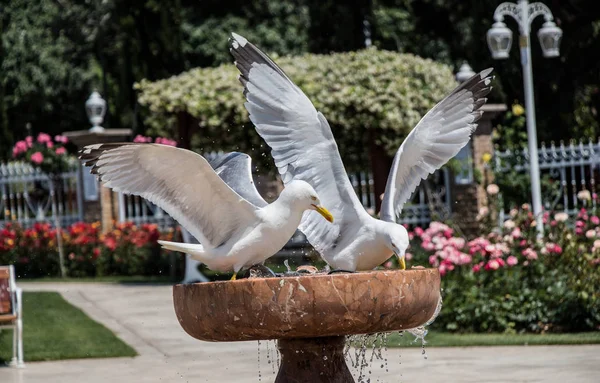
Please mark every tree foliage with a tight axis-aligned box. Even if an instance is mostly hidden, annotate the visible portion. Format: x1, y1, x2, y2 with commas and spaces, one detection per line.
1, 0, 599, 162
136, 48, 456, 170
0, 0, 95, 156
373, 0, 600, 144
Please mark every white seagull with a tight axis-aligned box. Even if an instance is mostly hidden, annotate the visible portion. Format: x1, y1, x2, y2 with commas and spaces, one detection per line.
229, 32, 493, 271
79, 143, 334, 279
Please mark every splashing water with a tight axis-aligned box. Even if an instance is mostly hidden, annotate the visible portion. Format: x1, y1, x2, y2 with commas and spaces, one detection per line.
257, 340, 262, 382
406, 295, 443, 359
344, 333, 391, 383
283, 259, 292, 273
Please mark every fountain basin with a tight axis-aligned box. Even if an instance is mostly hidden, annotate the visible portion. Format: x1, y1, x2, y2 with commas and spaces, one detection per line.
173, 269, 440, 342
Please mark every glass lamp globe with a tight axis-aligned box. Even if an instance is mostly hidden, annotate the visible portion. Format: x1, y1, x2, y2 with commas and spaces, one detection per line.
487, 21, 513, 59
85, 91, 107, 133
537, 21, 563, 58
456, 62, 476, 83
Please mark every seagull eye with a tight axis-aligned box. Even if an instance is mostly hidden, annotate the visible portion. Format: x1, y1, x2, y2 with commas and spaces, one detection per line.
311, 196, 317, 201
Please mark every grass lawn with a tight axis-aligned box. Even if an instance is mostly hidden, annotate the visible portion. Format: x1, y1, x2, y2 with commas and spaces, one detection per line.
0, 292, 137, 362
386, 331, 600, 348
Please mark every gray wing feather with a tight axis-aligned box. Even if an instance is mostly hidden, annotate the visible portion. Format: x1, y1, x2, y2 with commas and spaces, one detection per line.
208, 152, 268, 208
380, 69, 494, 222
229, 33, 369, 258
79, 143, 258, 248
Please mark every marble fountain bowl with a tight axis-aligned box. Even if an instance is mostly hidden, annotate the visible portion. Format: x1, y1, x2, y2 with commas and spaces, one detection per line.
173, 269, 441, 383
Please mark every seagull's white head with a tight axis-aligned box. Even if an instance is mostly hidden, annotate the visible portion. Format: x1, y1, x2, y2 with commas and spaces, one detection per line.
280, 180, 334, 223
383, 222, 410, 268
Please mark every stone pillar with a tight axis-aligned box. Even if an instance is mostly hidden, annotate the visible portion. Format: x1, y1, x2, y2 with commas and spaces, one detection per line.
452, 104, 506, 235
63, 129, 132, 233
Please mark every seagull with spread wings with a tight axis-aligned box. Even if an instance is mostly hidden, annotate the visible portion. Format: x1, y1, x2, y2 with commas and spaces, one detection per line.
229, 32, 493, 271
79, 144, 333, 279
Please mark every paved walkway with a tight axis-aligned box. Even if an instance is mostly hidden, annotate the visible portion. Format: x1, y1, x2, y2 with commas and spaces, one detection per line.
0, 282, 598, 382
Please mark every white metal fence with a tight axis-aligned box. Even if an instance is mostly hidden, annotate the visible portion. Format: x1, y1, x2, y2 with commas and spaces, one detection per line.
495, 139, 600, 215
2, 156, 447, 230
0, 162, 83, 228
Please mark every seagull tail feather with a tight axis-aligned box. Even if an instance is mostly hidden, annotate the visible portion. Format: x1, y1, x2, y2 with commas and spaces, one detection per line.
158, 240, 209, 262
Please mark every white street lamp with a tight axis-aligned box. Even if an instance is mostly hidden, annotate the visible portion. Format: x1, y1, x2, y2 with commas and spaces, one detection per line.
85, 90, 107, 133
486, 0, 563, 235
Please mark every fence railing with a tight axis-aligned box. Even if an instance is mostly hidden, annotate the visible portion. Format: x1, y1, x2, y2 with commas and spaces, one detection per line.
1, 162, 83, 228
2, 156, 447, 231
495, 139, 600, 216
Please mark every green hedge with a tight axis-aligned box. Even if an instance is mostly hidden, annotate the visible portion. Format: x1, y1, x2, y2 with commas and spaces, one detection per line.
135, 48, 456, 169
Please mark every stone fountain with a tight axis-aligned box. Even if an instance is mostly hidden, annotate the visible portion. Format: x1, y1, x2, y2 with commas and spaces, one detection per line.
173, 269, 440, 382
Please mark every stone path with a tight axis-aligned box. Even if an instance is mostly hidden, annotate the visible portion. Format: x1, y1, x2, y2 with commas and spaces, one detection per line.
0, 282, 598, 382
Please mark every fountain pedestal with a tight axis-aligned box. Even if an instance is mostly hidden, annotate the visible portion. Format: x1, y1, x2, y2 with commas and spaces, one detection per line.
173, 269, 440, 382
276, 336, 352, 383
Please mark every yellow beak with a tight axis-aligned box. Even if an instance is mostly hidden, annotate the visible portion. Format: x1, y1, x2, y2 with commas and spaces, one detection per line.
392, 247, 406, 270
312, 204, 334, 223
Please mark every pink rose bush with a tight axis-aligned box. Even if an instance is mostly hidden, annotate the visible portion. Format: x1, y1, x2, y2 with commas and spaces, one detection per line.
401, 203, 600, 334
12, 132, 72, 174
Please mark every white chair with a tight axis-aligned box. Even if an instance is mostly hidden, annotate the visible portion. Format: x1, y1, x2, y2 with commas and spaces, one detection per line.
0, 265, 24, 367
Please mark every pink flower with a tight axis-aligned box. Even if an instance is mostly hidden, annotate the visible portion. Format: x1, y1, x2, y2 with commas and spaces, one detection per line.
506, 256, 518, 266
405, 252, 413, 261
438, 260, 454, 276
37, 133, 51, 144
384, 261, 393, 269
472, 263, 482, 273
25, 136, 33, 147
550, 220, 557, 227
575, 220, 586, 228
154, 137, 177, 146
414, 227, 424, 237
575, 227, 584, 235
522, 248, 538, 260
12, 140, 28, 157
586, 230, 596, 239
511, 227, 522, 238
54, 135, 68, 144
428, 255, 439, 267
55, 147, 66, 155
133, 135, 152, 143
46, 141, 54, 148
486, 184, 499, 195
592, 216, 600, 225
30, 152, 44, 164
485, 259, 500, 270
519, 239, 527, 247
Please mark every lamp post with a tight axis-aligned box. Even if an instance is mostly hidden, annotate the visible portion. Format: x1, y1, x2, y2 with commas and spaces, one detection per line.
486, 1, 563, 235
85, 90, 107, 133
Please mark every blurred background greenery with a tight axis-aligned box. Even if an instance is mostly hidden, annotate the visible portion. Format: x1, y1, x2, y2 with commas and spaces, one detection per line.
1, 0, 598, 160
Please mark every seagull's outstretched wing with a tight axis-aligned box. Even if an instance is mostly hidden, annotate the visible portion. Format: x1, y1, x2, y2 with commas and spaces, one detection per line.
229, 32, 369, 257
208, 152, 268, 208
79, 143, 258, 249
380, 69, 494, 222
